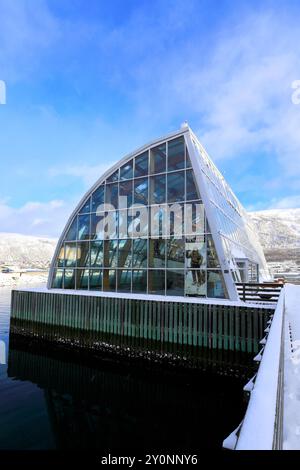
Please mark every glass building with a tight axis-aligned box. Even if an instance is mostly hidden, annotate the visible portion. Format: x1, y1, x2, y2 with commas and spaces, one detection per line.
48, 125, 270, 301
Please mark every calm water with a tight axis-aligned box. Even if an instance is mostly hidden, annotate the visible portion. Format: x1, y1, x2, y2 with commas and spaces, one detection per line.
0, 285, 248, 451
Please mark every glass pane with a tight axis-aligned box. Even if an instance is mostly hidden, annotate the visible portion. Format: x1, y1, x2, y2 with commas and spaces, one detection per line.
207, 270, 227, 298
184, 202, 205, 234
206, 218, 211, 233
132, 270, 147, 293
90, 240, 103, 267
132, 239, 147, 268
56, 247, 65, 267
166, 270, 184, 296
92, 185, 105, 213
118, 239, 132, 268
91, 212, 105, 240
117, 270, 132, 292
167, 238, 185, 268
168, 203, 184, 237
103, 240, 118, 268
150, 174, 166, 204
185, 236, 206, 269
64, 269, 75, 289
77, 241, 90, 268
93, 211, 118, 240
150, 143, 166, 174
52, 269, 63, 288
77, 214, 90, 240
185, 270, 206, 296
150, 204, 167, 238
135, 151, 148, 177
237, 261, 247, 283
186, 148, 192, 168
65, 242, 77, 267
186, 169, 200, 200
105, 183, 119, 209
207, 235, 220, 268
167, 171, 185, 203
119, 180, 133, 208
75, 269, 89, 290
105, 211, 118, 239
79, 197, 91, 214
128, 206, 148, 238
168, 137, 185, 171
90, 269, 103, 290
120, 160, 133, 180
119, 210, 130, 238
134, 177, 148, 205
103, 269, 116, 291
106, 169, 119, 183
149, 239, 165, 268
65, 218, 77, 241
148, 270, 165, 295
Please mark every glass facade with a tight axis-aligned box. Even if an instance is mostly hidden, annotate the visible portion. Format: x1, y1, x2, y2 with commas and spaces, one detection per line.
190, 132, 270, 282
50, 128, 269, 299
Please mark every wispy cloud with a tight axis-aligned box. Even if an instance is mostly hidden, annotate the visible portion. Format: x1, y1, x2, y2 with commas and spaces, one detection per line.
269, 195, 300, 210
48, 162, 114, 187
102, 6, 300, 184
0, 199, 73, 237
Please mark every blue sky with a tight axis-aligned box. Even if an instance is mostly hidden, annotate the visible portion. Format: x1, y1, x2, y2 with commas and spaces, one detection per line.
0, 0, 300, 237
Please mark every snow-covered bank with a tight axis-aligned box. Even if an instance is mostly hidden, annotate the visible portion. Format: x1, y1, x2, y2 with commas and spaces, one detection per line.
0, 272, 48, 287
283, 284, 300, 449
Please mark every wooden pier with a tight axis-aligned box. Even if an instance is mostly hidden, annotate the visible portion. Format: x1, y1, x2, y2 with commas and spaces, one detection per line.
10, 289, 274, 366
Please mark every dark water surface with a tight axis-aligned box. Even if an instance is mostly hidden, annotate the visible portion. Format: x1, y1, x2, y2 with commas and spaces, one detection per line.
0, 285, 248, 451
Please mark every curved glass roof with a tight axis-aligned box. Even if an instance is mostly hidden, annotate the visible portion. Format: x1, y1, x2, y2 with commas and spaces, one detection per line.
48, 126, 270, 300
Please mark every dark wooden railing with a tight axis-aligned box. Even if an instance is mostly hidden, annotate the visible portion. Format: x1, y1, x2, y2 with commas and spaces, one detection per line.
236, 282, 284, 303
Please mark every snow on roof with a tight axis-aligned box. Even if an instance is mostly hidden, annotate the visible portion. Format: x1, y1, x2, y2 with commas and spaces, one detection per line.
14, 286, 274, 309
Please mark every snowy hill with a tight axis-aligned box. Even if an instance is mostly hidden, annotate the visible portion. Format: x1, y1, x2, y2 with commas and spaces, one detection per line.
249, 208, 300, 274
249, 208, 300, 249
0, 233, 57, 269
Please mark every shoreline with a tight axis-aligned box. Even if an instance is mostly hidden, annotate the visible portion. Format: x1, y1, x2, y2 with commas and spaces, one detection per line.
0, 272, 48, 288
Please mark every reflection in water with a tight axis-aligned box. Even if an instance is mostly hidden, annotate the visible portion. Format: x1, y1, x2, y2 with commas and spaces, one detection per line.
6, 337, 248, 451
1, 286, 251, 451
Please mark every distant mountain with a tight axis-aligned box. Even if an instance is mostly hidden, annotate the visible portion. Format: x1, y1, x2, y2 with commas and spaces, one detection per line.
0, 233, 57, 269
249, 208, 300, 274
249, 208, 300, 249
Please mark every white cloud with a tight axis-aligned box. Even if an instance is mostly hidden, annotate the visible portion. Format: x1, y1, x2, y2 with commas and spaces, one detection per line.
106, 8, 300, 182
270, 195, 300, 210
48, 163, 114, 187
171, 13, 300, 177
0, 199, 73, 237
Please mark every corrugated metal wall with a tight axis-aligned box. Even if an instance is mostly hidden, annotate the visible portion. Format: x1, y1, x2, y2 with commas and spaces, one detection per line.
11, 290, 273, 355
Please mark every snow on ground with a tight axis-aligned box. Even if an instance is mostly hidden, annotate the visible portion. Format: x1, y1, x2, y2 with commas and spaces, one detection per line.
283, 284, 300, 450
0, 272, 48, 287
235, 290, 284, 450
